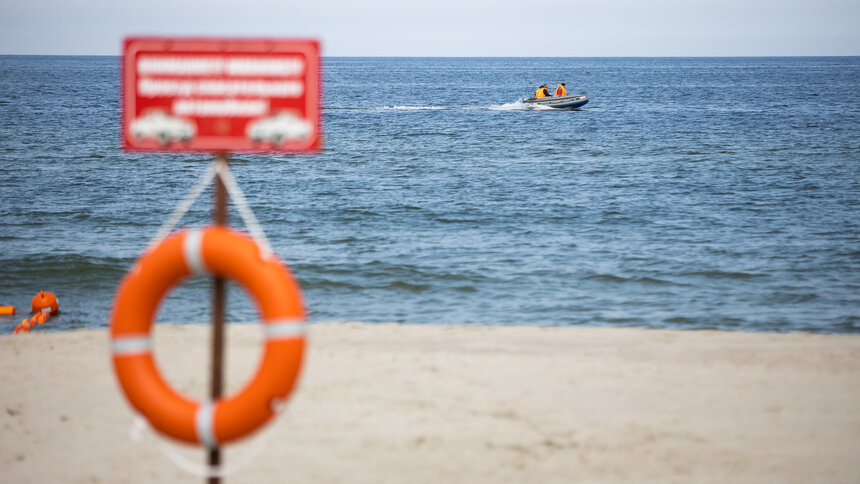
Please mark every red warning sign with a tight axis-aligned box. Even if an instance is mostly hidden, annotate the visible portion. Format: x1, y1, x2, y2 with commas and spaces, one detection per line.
122, 37, 320, 152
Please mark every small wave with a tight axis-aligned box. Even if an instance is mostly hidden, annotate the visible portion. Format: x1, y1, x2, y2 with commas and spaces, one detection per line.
581, 273, 673, 285
766, 292, 820, 304
663, 316, 745, 328
0, 254, 131, 290
581, 273, 623, 283
388, 280, 432, 292
680, 270, 768, 280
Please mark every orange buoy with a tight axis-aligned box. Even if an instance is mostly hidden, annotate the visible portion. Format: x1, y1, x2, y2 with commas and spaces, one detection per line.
34, 312, 48, 325
31, 291, 59, 316
13, 318, 31, 335
110, 227, 306, 447
0, 306, 15, 315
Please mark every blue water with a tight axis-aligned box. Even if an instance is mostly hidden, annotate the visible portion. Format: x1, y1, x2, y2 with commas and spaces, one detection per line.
0, 56, 858, 333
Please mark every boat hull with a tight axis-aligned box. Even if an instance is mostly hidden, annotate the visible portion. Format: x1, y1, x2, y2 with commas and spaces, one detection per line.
524, 95, 588, 110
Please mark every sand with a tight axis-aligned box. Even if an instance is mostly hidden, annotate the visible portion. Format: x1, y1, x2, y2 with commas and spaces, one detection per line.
2, 322, 859, 483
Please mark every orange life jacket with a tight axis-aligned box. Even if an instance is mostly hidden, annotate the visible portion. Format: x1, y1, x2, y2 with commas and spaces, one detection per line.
535, 87, 549, 98
555, 85, 567, 96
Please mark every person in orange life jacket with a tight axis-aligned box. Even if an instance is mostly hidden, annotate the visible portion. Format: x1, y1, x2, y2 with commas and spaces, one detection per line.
535, 85, 550, 98
555, 83, 567, 96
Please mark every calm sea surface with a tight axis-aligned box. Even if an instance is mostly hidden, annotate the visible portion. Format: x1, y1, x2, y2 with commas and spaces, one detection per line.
0, 56, 858, 332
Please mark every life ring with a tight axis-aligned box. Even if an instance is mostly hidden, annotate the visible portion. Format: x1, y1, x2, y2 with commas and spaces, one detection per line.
110, 226, 306, 447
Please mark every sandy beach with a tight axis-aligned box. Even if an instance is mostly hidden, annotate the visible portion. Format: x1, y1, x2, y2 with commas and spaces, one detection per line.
2, 322, 859, 483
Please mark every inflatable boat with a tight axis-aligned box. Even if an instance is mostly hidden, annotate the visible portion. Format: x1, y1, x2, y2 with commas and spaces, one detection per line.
524, 94, 588, 110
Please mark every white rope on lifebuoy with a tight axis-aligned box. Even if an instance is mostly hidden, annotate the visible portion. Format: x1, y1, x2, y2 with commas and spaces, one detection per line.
146, 159, 274, 260
213, 161, 274, 259
126, 331, 298, 479
130, 414, 272, 479
149, 163, 217, 249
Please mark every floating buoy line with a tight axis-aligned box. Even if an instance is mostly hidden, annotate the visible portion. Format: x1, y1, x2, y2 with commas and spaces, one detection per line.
10, 291, 60, 334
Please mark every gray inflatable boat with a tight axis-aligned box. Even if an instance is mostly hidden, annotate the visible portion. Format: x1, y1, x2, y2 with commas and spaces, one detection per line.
524, 94, 589, 109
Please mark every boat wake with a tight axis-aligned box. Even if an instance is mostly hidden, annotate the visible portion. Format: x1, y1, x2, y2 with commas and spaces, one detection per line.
378, 105, 448, 110
380, 100, 562, 111
328, 100, 565, 111
487, 99, 561, 111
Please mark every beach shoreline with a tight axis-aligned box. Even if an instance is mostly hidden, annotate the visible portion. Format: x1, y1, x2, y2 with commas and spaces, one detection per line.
2, 322, 859, 483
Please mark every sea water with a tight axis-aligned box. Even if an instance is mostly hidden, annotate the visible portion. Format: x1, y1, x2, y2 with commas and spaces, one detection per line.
0, 56, 858, 332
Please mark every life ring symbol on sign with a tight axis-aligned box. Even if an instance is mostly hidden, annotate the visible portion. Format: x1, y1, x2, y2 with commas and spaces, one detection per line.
110, 226, 306, 447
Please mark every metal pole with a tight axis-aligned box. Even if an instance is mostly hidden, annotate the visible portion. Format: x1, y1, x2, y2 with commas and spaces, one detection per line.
209, 153, 229, 484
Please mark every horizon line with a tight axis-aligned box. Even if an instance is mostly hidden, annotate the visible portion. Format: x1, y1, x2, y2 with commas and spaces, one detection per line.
0, 53, 858, 58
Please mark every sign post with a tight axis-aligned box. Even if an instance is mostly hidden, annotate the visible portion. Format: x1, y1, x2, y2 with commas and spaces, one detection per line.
209, 153, 228, 484
122, 37, 321, 483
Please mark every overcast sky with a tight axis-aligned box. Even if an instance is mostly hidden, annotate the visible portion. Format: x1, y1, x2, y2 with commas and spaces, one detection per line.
1, 0, 858, 56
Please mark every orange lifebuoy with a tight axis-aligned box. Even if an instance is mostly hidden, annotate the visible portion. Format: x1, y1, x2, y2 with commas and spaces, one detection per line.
110, 226, 306, 447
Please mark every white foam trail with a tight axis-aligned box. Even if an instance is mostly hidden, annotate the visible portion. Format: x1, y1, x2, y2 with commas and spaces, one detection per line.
379, 105, 447, 110
368, 100, 560, 112
488, 99, 559, 111
488, 99, 529, 111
